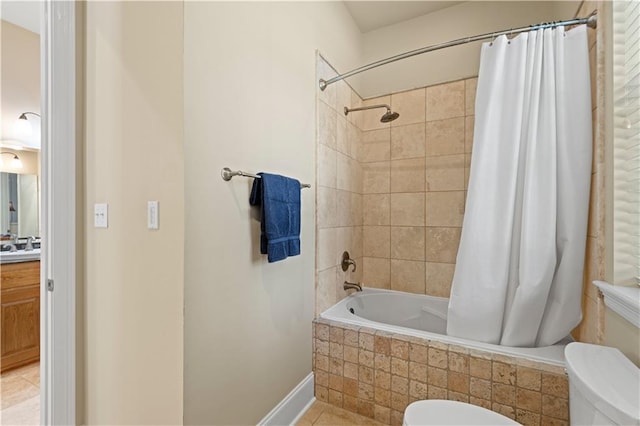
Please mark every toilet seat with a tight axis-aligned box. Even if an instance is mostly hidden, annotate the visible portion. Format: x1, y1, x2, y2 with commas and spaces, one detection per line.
403, 400, 520, 425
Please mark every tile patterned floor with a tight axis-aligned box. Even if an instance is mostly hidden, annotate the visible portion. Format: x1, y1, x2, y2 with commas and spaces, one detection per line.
0, 362, 40, 425
297, 400, 386, 426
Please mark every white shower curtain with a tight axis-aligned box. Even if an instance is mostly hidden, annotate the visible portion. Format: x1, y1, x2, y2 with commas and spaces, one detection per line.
447, 25, 592, 347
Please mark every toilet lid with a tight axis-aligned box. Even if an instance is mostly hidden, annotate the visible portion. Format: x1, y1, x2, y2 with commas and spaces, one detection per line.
565, 342, 640, 425
403, 400, 520, 425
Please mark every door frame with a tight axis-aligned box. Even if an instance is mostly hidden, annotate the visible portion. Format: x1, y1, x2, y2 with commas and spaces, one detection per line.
40, 1, 76, 424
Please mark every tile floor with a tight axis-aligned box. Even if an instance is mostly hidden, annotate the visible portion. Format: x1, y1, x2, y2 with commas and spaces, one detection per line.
297, 400, 386, 426
0, 362, 40, 425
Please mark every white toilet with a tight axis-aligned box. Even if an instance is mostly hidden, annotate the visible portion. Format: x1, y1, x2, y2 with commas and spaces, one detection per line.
403, 400, 518, 425
565, 342, 640, 425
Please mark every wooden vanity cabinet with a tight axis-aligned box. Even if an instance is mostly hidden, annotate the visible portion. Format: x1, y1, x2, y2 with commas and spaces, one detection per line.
1, 261, 40, 372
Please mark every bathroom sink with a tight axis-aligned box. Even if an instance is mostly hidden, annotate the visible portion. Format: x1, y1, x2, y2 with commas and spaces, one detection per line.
0, 248, 41, 264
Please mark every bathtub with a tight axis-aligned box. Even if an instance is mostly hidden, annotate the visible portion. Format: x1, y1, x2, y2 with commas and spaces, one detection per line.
315, 288, 572, 424
320, 288, 570, 366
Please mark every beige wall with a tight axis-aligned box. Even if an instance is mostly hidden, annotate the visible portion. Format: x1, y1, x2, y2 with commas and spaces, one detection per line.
358, 1, 580, 98
1, 20, 41, 150
75, 1, 85, 420
83, 2, 184, 423
183, 2, 362, 424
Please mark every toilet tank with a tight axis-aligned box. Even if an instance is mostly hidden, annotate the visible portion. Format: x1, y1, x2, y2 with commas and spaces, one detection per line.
564, 342, 640, 425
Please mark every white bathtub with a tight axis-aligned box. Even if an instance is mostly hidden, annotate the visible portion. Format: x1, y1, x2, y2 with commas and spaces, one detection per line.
320, 288, 570, 366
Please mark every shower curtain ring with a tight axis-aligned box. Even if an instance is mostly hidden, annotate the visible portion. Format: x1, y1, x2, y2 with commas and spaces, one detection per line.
490, 32, 495, 46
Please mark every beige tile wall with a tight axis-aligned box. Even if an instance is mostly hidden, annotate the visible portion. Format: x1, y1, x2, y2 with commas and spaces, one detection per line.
317, 54, 477, 307
573, 1, 606, 344
313, 319, 569, 426
316, 56, 364, 315
360, 79, 476, 298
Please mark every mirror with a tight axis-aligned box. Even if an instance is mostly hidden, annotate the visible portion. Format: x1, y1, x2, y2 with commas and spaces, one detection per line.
0, 172, 39, 238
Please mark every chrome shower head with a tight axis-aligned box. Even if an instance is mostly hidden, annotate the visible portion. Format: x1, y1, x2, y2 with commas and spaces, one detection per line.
344, 104, 400, 123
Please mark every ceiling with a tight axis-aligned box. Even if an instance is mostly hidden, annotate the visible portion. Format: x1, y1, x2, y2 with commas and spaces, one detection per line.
1, 1, 41, 34
344, 1, 464, 33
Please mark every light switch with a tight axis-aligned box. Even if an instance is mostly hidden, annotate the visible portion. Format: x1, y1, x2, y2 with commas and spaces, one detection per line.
94, 203, 108, 228
147, 201, 159, 230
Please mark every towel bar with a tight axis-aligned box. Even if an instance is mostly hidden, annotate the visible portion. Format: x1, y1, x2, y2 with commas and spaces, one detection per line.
221, 167, 311, 189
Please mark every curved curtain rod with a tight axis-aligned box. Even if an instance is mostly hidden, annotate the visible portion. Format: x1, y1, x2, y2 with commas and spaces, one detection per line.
319, 11, 597, 91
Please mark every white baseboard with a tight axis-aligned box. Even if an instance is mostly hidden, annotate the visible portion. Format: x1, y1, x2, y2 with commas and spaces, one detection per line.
258, 372, 315, 426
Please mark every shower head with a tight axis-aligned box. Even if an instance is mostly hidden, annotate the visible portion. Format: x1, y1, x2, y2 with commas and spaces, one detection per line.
381, 110, 400, 123
344, 104, 400, 123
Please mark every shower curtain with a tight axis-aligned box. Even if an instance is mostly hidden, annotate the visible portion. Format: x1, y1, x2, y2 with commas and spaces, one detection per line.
447, 25, 592, 347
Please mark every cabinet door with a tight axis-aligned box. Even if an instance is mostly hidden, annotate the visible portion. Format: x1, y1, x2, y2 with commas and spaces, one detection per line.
1, 262, 40, 372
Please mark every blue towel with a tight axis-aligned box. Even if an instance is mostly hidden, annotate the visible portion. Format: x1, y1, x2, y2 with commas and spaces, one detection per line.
249, 173, 301, 263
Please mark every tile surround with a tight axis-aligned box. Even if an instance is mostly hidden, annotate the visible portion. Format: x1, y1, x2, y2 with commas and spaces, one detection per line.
425, 191, 465, 227
390, 193, 425, 227
363, 257, 391, 289
313, 319, 569, 426
391, 124, 426, 160
426, 80, 465, 121
357, 79, 474, 298
363, 161, 391, 194
363, 226, 391, 258
572, 1, 606, 344
318, 52, 477, 304
426, 117, 465, 157
391, 88, 426, 127
391, 158, 426, 193
425, 155, 464, 192
316, 55, 364, 316
425, 262, 455, 298
390, 260, 426, 294
363, 194, 391, 226
362, 129, 391, 163
390, 227, 425, 261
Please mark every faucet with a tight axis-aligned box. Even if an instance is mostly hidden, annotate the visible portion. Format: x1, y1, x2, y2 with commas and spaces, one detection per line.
344, 281, 362, 292
3, 243, 17, 253
25, 236, 35, 251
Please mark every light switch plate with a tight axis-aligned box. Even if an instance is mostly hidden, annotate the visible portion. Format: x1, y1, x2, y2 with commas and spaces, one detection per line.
147, 201, 159, 230
94, 203, 108, 228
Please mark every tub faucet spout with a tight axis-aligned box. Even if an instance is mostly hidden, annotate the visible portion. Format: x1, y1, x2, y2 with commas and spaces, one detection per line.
344, 281, 362, 292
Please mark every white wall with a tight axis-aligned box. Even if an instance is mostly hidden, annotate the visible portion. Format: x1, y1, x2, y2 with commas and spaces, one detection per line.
358, 1, 580, 97
83, 2, 184, 423
183, 2, 362, 424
